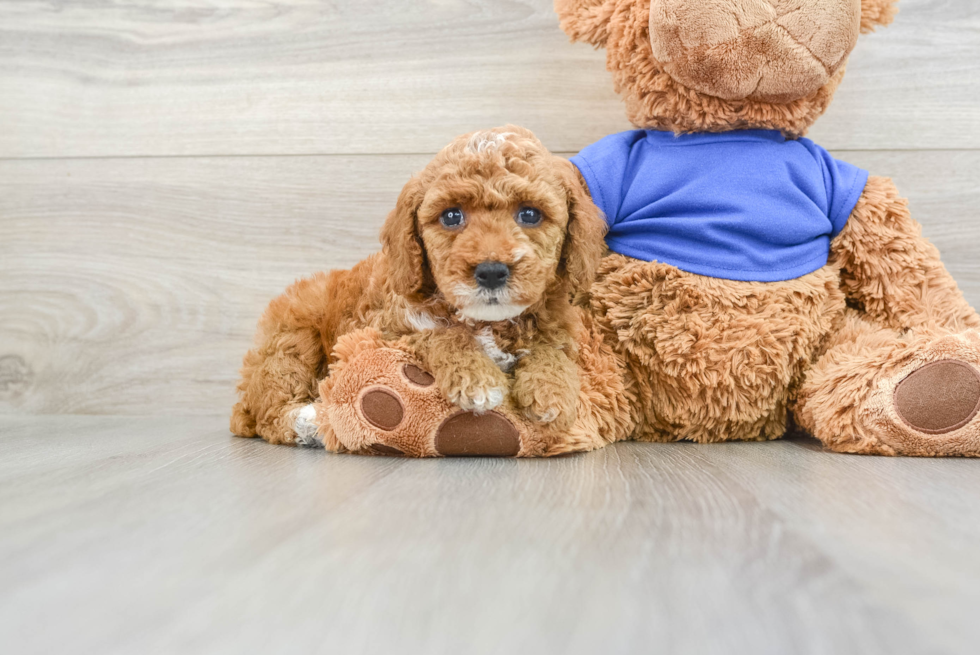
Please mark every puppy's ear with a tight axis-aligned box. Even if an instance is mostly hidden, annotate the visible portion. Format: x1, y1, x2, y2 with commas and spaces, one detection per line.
380, 174, 430, 297
861, 0, 899, 32
558, 159, 607, 297
554, 0, 618, 48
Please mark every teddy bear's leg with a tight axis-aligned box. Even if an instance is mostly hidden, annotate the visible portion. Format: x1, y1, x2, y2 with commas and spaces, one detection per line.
311, 329, 534, 457
796, 174, 980, 456
312, 327, 630, 458
794, 312, 980, 457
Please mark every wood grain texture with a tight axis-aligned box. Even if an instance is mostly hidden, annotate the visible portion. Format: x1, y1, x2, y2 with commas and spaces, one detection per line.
0, 0, 978, 158
1, 415, 979, 655
2, 3, 978, 651
0, 153, 426, 415
3, 150, 979, 416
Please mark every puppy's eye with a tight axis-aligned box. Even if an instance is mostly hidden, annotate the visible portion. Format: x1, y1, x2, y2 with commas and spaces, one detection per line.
516, 207, 542, 226
440, 208, 465, 229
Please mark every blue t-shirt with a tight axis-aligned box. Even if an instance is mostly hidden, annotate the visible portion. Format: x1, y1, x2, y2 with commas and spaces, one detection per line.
570, 129, 869, 282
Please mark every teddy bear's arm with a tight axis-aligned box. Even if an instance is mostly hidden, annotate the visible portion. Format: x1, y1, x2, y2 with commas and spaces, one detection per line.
830, 175, 980, 333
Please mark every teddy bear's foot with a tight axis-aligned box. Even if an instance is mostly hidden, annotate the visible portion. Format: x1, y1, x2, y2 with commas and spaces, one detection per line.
892, 360, 980, 436
798, 317, 980, 457
865, 333, 980, 457
432, 410, 521, 457
313, 330, 532, 457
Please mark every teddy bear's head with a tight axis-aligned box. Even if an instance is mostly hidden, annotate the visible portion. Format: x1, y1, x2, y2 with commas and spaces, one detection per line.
556, 0, 899, 136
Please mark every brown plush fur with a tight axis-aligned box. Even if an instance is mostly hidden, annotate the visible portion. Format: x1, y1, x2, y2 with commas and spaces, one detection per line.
555, 0, 898, 137
554, 0, 980, 457
231, 126, 607, 446
795, 313, 980, 457
584, 177, 980, 456
646, 0, 862, 104
589, 255, 845, 444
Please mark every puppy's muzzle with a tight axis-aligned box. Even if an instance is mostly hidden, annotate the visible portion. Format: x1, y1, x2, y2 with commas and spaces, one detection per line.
474, 261, 510, 290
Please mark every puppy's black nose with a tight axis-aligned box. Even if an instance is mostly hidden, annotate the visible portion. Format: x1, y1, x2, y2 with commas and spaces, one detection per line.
474, 261, 510, 290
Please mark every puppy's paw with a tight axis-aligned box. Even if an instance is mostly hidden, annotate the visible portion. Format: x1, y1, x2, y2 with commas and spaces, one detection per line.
447, 382, 506, 414
513, 378, 577, 432
439, 368, 507, 414
523, 403, 577, 432
292, 404, 324, 448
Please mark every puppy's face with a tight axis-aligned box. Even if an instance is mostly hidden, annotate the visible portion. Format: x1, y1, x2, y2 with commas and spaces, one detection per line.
415, 132, 574, 321
381, 126, 606, 322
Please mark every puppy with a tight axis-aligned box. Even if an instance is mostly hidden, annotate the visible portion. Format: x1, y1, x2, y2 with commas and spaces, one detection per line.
231, 126, 607, 446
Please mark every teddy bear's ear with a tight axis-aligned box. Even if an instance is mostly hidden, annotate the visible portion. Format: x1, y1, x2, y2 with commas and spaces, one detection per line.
861, 0, 899, 32
554, 0, 619, 48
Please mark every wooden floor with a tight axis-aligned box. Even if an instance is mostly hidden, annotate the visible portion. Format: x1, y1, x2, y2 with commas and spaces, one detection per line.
2, 415, 979, 654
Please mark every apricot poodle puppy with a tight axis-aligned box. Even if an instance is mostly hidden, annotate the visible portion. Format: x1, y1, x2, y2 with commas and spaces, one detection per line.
231, 126, 607, 446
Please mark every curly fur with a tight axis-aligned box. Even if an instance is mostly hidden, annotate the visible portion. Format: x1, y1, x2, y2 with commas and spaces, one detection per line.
231, 126, 607, 444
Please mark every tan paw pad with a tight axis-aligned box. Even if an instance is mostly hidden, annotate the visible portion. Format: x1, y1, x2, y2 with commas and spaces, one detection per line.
402, 364, 435, 387
359, 387, 405, 431
434, 411, 521, 457
894, 360, 980, 435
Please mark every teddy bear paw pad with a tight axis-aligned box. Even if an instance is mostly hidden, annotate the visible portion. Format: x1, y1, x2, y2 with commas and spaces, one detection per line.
894, 360, 980, 435
355, 364, 437, 453
359, 387, 405, 431
367, 443, 406, 455
402, 364, 435, 387
434, 411, 521, 457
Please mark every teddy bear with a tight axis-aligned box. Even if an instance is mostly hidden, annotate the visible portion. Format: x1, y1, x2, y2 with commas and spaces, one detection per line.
234, 0, 980, 458
551, 0, 980, 456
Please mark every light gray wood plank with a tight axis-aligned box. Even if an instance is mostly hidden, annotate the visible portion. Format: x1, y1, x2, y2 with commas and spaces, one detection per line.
681, 439, 980, 654
0, 0, 977, 158
1, 416, 979, 654
807, 0, 980, 150
0, 153, 428, 416
2, 150, 978, 416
